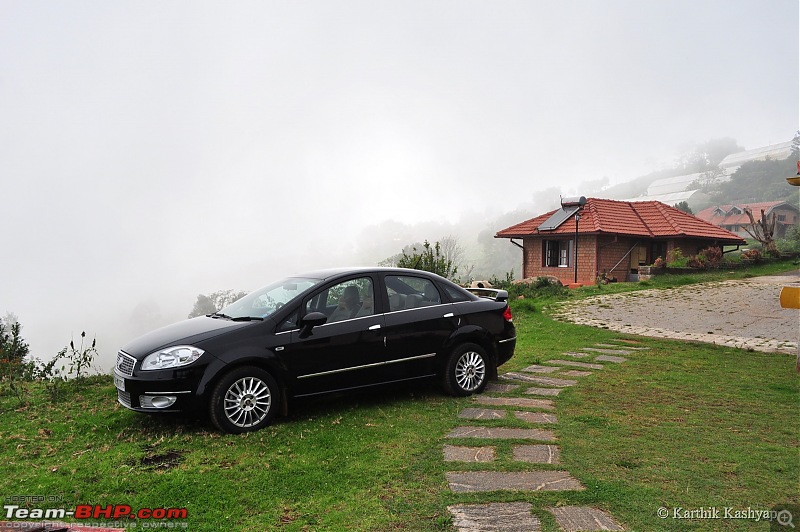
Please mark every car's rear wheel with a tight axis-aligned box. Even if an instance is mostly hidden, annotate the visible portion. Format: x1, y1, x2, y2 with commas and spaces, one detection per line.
442, 343, 489, 396
210, 366, 279, 433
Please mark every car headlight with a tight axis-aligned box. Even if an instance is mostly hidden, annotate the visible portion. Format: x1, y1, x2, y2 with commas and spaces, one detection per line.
141, 346, 204, 371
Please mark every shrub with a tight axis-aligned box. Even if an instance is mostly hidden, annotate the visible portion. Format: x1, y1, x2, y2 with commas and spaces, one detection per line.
505, 276, 569, 300
652, 256, 666, 269
666, 248, 689, 268
698, 246, 723, 268
741, 248, 762, 263
0, 317, 34, 405
60, 331, 98, 381
0, 316, 100, 405
687, 255, 705, 269
777, 225, 800, 255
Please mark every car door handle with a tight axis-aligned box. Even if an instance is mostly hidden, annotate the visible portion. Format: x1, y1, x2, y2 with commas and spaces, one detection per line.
369, 324, 381, 330
443, 313, 454, 318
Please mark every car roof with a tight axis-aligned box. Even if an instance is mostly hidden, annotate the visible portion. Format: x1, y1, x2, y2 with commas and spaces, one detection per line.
291, 267, 448, 282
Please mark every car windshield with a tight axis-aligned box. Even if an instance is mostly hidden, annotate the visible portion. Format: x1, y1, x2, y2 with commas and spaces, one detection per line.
219, 277, 322, 319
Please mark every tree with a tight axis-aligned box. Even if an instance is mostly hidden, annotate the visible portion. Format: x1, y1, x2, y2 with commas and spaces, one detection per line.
743, 207, 779, 256
673, 201, 693, 214
395, 240, 458, 280
439, 235, 474, 281
675, 138, 743, 173
0, 314, 29, 363
716, 157, 799, 206
189, 289, 248, 318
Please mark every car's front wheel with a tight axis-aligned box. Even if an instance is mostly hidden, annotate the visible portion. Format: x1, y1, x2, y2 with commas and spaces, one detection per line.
441, 343, 489, 396
209, 366, 280, 433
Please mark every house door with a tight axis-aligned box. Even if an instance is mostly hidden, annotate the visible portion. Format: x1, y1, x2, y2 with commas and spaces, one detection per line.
629, 245, 648, 273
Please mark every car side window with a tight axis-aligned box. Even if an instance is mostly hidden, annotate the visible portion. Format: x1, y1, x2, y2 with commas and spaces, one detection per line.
276, 307, 300, 333
305, 277, 375, 323
384, 276, 441, 311
443, 284, 471, 302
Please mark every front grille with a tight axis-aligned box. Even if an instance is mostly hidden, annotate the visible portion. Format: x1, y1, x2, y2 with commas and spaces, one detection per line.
116, 351, 136, 376
117, 390, 132, 408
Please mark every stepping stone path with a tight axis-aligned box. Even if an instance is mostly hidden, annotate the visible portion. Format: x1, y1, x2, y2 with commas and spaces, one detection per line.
445, 340, 636, 531
502, 372, 578, 387
595, 355, 628, 363
460, 408, 507, 419
546, 360, 605, 370
449, 503, 540, 531
521, 364, 562, 373
474, 396, 556, 410
548, 506, 625, 531
525, 387, 563, 397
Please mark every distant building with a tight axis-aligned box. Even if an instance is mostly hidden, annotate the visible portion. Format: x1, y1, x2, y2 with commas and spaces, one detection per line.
620, 140, 794, 210
496, 198, 745, 285
623, 172, 717, 210
718, 141, 794, 176
695, 201, 799, 239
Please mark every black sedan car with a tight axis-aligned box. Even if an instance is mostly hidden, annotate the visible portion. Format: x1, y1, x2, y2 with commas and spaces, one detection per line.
114, 267, 516, 433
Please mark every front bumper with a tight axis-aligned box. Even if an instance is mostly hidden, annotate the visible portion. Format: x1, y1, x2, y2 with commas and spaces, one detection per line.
114, 364, 207, 414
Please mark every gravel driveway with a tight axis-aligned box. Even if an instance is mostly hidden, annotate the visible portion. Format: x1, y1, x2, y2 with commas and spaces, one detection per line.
551, 271, 800, 354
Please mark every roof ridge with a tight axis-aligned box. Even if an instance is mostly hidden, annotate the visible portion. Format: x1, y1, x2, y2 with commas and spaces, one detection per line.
585, 199, 602, 232
655, 201, 689, 234
629, 201, 656, 237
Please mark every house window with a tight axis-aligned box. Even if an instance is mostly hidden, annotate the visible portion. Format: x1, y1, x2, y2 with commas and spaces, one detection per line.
544, 240, 571, 268
777, 214, 786, 222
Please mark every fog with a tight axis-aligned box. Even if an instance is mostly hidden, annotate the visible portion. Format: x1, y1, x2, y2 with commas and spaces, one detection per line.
1, 1, 797, 370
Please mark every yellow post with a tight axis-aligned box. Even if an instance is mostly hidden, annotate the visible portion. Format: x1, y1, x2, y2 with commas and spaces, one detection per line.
785, 167, 799, 371
781, 287, 800, 373
780, 286, 800, 309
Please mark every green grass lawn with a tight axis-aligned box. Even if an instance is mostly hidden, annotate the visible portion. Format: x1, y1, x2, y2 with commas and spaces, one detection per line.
1, 263, 798, 530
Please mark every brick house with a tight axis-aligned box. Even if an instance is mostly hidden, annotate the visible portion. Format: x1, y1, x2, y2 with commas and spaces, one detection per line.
495, 198, 746, 285
695, 201, 799, 240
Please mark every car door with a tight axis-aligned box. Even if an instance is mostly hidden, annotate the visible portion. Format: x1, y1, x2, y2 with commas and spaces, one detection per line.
379, 273, 458, 380
284, 276, 386, 397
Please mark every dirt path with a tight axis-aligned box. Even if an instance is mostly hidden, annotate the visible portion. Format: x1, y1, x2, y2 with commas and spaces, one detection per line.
550, 271, 800, 354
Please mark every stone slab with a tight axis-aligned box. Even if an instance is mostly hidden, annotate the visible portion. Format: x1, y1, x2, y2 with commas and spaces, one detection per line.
448, 503, 540, 532
443, 444, 495, 463
446, 470, 584, 492
515, 411, 558, 424
546, 359, 605, 370
475, 396, 555, 410
561, 370, 594, 377
446, 426, 556, 441
594, 355, 628, 363
459, 407, 507, 419
581, 347, 632, 355
484, 383, 521, 393
513, 444, 560, 464
546, 506, 625, 531
597, 343, 649, 350
502, 373, 578, 387
525, 387, 563, 396
521, 364, 561, 373
563, 351, 590, 358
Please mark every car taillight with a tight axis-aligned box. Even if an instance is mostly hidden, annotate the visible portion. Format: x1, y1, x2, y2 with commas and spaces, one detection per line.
503, 305, 513, 322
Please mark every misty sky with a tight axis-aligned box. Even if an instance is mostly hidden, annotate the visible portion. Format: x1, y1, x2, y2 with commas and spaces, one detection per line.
1, 0, 797, 368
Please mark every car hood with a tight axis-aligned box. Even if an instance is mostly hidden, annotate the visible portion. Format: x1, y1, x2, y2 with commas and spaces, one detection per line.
121, 316, 254, 358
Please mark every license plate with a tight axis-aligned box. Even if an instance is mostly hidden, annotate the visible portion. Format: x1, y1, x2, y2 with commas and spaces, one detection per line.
114, 373, 126, 391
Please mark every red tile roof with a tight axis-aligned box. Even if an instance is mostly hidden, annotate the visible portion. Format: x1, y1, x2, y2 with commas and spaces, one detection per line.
496, 198, 746, 243
695, 201, 796, 226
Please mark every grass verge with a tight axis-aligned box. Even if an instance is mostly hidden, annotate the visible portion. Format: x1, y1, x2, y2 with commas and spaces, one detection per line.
1, 263, 797, 530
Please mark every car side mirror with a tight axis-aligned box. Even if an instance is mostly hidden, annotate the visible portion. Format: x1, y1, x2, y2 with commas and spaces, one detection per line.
299, 312, 327, 338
